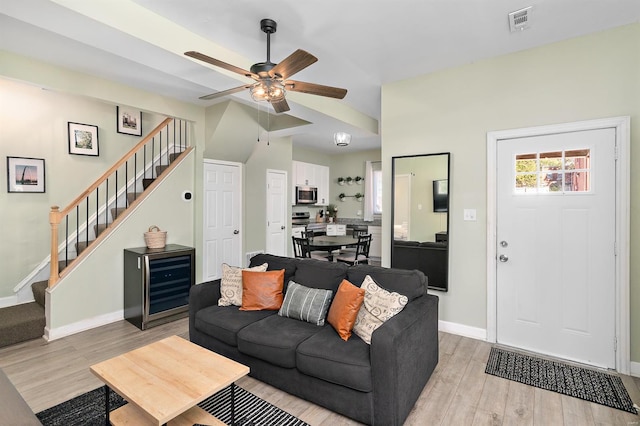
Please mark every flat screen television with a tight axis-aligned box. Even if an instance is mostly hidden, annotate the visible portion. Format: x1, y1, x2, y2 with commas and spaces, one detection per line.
433, 179, 448, 212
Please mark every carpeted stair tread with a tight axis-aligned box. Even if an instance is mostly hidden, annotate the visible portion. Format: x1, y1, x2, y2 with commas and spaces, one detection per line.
155, 164, 169, 176
110, 207, 126, 220
31, 280, 47, 308
0, 302, 45, 348
142, 178, 155, 190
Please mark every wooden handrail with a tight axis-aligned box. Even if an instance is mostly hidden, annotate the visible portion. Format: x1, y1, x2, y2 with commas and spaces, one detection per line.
49, 117, 179, 287
57, 117, 173, 218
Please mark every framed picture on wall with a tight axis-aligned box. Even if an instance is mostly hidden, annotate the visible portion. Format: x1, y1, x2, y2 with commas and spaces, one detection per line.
7, 156, 45, 193
116, 106, 142, 136
68, 122, 99, 156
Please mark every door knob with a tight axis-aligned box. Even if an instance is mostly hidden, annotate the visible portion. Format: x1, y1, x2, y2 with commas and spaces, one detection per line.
499, 254, 509, 262
281, 226, 286, 230
500, 241, 508, 247
233, 230, 239, 235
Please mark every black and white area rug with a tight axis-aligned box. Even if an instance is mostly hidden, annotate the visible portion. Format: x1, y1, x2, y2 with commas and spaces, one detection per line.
36, 385, 310, 426
485, 347, 638, 414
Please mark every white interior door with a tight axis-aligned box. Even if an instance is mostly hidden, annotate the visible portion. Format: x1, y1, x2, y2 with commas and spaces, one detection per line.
496, 128, 616, 368
393, 174, 411, 240
266, 169, 287, 256
203, 160, 242, 280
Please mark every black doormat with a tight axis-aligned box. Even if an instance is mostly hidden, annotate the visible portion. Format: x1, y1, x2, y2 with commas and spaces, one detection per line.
36, 385, 310, 426
485, 347, 638, 414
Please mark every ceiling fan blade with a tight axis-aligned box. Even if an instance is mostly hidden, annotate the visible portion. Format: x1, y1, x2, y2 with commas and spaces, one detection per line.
285, 80, 347, 99
185, 51, 258, 80
269, 49, 317, 79
271, 98, 290, 113
199, 85, 252, 100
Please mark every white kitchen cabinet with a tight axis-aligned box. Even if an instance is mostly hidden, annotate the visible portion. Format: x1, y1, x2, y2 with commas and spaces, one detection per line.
368, 226, 382, 259
316, 165, 329, 205
292, 161, 330, 205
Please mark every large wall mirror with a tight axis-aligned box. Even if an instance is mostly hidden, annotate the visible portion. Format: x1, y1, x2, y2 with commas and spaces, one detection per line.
391, 153, 450, 291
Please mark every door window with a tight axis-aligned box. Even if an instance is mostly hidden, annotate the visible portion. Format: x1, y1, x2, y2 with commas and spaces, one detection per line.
514, 149, 590, 194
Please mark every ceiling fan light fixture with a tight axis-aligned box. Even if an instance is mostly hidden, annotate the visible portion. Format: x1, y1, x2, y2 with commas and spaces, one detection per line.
334, 132, 351, 147
250, 80, 286, 102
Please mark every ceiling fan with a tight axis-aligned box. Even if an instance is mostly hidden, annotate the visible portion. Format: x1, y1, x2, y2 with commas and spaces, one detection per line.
185, 18, 347, 113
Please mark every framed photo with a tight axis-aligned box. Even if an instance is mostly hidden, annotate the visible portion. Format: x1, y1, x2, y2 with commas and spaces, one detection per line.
68, 122, 99, 156
116, 106, 142, 136
7, 157, 45, 193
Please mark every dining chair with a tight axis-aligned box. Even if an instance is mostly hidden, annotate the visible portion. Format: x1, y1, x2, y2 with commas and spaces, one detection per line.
340, 228, 368, 255
336, 234, 372, 265
292, 236, 329, 261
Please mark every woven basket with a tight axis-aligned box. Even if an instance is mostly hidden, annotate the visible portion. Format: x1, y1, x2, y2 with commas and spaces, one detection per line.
144, 225, 167, 249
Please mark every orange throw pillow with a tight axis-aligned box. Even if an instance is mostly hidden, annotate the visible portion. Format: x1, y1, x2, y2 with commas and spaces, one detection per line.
327, 279, 365, 341
240, 269, 285, 311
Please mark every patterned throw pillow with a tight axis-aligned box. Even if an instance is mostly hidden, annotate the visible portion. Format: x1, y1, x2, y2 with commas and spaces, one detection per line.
218, 263, 268, 307
278, 281, 334, 326
353, 275, 408, 344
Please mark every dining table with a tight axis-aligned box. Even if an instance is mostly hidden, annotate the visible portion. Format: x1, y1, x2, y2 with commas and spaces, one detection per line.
308, 234, 359, 261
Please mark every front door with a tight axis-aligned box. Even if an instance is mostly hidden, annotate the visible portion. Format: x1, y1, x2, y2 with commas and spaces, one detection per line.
496, 128, 616, 368
203, 160, 242, 281
266, 170, 287, 256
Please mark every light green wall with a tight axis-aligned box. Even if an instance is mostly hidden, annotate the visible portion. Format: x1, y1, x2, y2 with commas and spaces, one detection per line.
293, 146, 331, 166
381, 24, 640, 361
0, 78, 165, 298
329, 149, 381, 218
245, 137, 293, 256
49, 152, 195, 329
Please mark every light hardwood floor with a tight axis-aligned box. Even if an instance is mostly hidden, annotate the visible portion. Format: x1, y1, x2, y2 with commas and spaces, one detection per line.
1, 318, 638, 425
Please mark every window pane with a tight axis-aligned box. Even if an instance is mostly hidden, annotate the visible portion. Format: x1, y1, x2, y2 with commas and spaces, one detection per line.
564, 171, 590, 192
565, 149, 590, 170
516, 154, 536, 173
539, 151, 562, 172
515, 174, 537, 192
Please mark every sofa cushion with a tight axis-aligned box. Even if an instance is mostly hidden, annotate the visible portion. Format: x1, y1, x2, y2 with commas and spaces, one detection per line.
278, 281, 333, 326
237, 314, 322, 368
219, 262, 268, 307
353, 275, 409, 344
347, 264, 426, 302
240, 269, 284, 311
249, 253, 298, 287
195, 305, 276, 347
292, 259, 348, 292
297, 326, 372, 392
327, 279, 365, 341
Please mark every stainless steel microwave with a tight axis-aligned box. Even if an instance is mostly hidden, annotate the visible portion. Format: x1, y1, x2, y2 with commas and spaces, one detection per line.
296, 186, 318, 204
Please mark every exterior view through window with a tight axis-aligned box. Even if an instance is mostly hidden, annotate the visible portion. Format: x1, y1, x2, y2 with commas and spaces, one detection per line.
515, 149, 590, 194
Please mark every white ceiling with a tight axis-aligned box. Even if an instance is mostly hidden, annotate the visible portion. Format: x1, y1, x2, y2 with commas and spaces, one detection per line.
1, 0, 639, 153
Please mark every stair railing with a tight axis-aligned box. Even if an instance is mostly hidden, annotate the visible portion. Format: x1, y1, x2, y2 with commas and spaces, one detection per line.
49, 117, 190, 288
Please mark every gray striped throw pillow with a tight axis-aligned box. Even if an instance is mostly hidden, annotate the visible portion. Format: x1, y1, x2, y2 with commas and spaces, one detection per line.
278, 281, 333, 326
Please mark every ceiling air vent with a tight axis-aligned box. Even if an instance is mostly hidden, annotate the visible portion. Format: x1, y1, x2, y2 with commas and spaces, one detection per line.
509, 6, 532, 32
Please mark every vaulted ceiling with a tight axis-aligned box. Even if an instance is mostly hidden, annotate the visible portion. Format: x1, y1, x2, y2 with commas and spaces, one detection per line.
1, 0, 639, 153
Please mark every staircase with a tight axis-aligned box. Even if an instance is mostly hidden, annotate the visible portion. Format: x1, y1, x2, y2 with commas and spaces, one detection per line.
1, 118, 191, 348
0, 281, 47, 348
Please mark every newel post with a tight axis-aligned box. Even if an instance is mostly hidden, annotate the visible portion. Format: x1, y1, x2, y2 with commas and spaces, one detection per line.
49, 206, 61, 288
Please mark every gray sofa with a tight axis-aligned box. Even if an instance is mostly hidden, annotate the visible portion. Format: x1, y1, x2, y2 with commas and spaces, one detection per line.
189, 253, 439, 426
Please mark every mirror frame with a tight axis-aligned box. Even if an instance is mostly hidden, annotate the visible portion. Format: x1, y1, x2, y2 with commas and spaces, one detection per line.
391, 153, 450, 291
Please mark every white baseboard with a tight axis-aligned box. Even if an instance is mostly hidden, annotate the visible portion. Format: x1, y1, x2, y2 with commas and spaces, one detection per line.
44, 310, 124, 341
0, 295, 18, 309
631, 362, 640, 378
439, 320, 487, 341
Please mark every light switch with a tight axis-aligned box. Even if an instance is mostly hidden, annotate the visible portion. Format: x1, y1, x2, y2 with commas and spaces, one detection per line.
463, 209, 477, 221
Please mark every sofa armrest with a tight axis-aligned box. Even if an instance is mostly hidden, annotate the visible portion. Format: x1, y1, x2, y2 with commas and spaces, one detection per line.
370, 293, 439, 426
189, 279, 221, 333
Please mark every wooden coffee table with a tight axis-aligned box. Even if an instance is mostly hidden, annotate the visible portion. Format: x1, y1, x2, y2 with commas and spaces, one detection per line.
90, 335, 249, 425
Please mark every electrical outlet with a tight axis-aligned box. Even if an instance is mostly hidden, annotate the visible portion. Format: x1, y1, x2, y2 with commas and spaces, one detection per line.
463, 209, 477, 221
